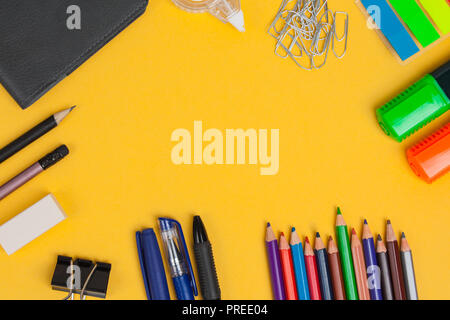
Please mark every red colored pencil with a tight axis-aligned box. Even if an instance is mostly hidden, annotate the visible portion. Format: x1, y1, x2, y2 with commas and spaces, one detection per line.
304, 237, 322, 300
279, 233, 298, 300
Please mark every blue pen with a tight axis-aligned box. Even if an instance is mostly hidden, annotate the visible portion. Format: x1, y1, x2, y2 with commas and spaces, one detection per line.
158, 218, 198, 300
136, 228, 171, 300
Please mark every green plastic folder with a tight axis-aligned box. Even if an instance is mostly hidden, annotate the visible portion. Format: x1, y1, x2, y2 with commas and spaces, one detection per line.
419, 0, 450, 34
390, 0, 440, 47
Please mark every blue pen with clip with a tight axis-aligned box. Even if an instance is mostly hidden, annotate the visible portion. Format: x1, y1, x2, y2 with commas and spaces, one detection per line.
158, 217, 198, 300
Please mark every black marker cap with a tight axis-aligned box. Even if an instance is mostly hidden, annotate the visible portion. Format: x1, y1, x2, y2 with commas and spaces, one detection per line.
432, 60, 450, 98
193, 215, 209, 244
39, 145, 69, 170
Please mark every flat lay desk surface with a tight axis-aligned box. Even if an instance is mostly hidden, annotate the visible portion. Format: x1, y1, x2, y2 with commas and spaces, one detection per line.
0, 1, 449, 299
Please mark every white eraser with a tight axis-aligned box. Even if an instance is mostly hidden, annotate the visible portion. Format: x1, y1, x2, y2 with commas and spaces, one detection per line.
0, 194, 67, 255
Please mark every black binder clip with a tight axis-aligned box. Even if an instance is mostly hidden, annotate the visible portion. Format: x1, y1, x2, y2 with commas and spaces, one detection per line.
51, 255, 111, 300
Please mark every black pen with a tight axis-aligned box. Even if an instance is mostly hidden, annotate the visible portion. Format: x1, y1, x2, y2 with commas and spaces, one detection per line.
193, 215, 221, 300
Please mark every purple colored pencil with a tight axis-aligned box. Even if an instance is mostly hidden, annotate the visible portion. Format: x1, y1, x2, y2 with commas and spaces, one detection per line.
265, 223, 285, 300
362, 220, 383, 300
0, 145, 69, 201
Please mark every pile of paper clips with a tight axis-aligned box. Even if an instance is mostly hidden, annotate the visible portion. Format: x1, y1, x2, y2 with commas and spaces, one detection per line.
268, 0, 349, 70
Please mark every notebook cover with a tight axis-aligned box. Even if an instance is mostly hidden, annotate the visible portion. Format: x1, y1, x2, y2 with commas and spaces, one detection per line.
0, 0, 148, 109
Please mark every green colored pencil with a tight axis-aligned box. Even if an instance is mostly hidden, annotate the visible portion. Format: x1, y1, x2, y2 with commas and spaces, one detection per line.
335, 207, 359, 300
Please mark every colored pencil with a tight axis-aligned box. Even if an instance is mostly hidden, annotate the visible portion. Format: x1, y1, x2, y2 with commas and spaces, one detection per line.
314, 232, 334, 300
386, 220, 406, 300
265, 223, 285, 300
351, 228, 370, 300
400, 232, 418, 300
362, 220, 383, 300
304, 237, 321, 300
0, 145, 69, 201
0, 107, 75, 164
335, 208, 358, 300
290, 227, 310, 300
328, 236, 346, 300
279, 233, 298, 300
376, 234, 394, 300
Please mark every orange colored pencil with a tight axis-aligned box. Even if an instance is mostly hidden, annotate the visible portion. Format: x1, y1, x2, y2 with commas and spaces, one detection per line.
351, 228, 370, 300
279, 233, 298, 300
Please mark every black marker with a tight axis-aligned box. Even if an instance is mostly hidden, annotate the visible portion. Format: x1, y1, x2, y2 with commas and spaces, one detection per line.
193, 215, 221, 300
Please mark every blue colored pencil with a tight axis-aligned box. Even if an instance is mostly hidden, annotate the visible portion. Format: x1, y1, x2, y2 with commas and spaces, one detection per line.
290, 227, 310, 300
362, 220, 383, 300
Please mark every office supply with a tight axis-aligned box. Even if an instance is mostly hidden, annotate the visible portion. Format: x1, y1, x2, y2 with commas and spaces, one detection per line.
290, 227, 310, 300
400, 233, 418, 300
303, 237, 321, 300
376, 234, 394, 300
193, 215, 221, 300
279, 232, 298, 300
407, 123, 450, 183
389, 0, 440, 47
268, 0, 349, 70
158, 217, 198, 300
419, 0, 450, 34
386, 220, 406, 300
335, 208, 358, 300
376, 61, 450, 142
362, 220, 383, 300
0, 107, 75, 165
171, 0, 245, 32
265, 223, 285, 300
51, 255, 111, 299
0, 194, 66, 255
0, 0, 148, 109
327, 236, 346, 300
314, 232, 333, 300
350, 228, 370, 300
359, 0, 419, 61
0, 145, 69, 201
136, 228, 170, 300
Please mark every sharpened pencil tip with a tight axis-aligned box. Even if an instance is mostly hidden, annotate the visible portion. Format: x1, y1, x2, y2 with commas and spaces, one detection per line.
351, 228, 356, 235
387, 219, 391, 225
280, 232, 285, 237
292, 227, 295, 232
329, 236, 333, 241
69, 105, 76, 112
337, 207, 342, 215
364, 219, 367, 224
401, 232, 405, 238
377, 234, 382, 241
267, 222, 270, 227
305, 236, 310, 244
316, 232, 320, 238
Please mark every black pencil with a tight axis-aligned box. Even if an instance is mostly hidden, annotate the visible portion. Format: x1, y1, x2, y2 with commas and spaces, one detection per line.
193, 215, 221, 300
314, 232, 334, 300
0, 106, 75, 164
376, 234, 394, 300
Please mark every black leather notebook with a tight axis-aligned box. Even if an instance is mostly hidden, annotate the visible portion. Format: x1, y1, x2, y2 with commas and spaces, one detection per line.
0, 0, 148, 109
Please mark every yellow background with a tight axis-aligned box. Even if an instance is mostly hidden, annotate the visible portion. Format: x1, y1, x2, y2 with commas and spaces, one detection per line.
0, 1, 449, 300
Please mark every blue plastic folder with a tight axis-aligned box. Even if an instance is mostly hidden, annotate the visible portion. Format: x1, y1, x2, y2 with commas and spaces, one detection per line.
360, 0, 419, 61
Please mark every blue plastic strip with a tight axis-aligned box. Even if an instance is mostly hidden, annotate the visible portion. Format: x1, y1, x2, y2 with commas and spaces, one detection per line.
136, 231, 152, 300
360, 0, 420, 61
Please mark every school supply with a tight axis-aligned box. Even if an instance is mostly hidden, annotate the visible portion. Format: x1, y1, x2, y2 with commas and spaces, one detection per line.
376, 61, 450, 142
0, 194, 66, 255
0, 0, 148, 109
376, 234, 394, 300
268, 0, 349, 70
171, 0, 245, 32
0, 145, 69, 201
362, 220, 383, 300
386, 220, 406, 300
327, 236, 346, 300
400, 233, 418, 300
193, 215, 221, 300
314, 233, 333, 300
350, 228, 370, 300
0, 107, 75, 165
290, 227, 310, 300
265, 223, 286, 300
389, 0, 440, 48
51, 255, 111, 299
335, 208, 358, 300
279, 233, 298, 300
419, 0, 450, 34
406, 123, 450, 183
158, 217, 198, 300
136, 228, 170, 300
303, 237, 321, 300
